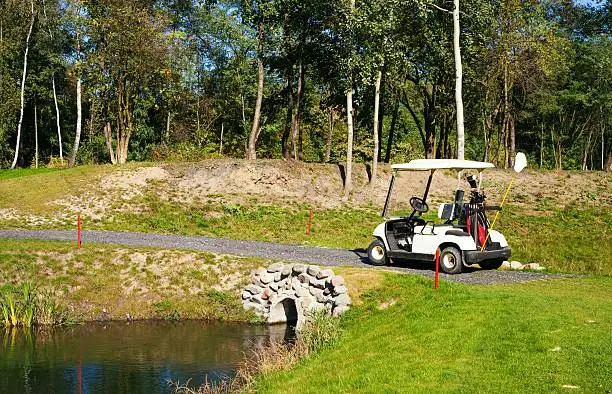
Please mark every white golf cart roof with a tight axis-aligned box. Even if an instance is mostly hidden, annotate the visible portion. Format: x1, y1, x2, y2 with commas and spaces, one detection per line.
392, 159, 494, 171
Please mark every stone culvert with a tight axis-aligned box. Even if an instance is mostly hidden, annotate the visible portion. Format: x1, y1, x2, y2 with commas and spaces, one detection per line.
242, 263, 351, 329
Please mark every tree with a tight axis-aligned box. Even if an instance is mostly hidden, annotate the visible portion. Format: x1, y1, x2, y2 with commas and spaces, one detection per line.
453, 0, 465, 160
10, 0, 35, 169
86, 0, 170, 164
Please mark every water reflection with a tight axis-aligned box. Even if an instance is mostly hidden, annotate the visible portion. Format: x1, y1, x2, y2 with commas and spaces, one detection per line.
0, 321, 286, 393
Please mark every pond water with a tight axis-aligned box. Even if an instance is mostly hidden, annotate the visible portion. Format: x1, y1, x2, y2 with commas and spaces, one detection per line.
0, 321, 291, 393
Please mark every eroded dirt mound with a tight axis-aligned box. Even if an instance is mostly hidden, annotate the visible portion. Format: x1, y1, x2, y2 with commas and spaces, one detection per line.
3, 159, 610, 226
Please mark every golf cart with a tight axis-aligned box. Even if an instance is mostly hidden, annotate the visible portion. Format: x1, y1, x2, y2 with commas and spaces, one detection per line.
367, 158, 522, 274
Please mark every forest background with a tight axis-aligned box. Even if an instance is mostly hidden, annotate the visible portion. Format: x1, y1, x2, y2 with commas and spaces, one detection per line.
0, 0, 610, 177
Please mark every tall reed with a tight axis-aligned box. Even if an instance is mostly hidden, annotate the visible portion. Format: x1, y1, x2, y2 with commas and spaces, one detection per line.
0, 283, 66, 327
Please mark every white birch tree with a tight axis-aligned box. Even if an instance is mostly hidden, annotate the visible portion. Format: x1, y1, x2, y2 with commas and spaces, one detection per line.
11, 0, 35, 169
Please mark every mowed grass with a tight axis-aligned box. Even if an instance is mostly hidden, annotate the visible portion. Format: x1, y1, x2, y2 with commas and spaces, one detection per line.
94, 196, 611, 274
99, 197, 383, 250
497, 204, 611, 275
0, 165, 113, 215
0, 167, 61, 180
0, 238, 264, 322
255, 274, 612, 393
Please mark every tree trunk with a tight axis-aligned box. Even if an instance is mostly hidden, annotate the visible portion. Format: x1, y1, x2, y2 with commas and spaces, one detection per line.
508, 115, 515, 168
453, 0, 465, 160
325, 108, 334, 162
104, 122, 116, 164
165, 111, 171, 145
69, 78, 82, 167
247, 20, 265, 160
297, 61, 304, 161
34, 103, 38, 169
582, 126, 593, 170
291, 60, 303, 160
385, 100, 399, 163
11, 0, 35, 169
282, 70, 294, 159
52, 76, 63, 164
540, 123, 544, 168
115, 85, 133, 165
345, 89, 354, 198
377, 66, 386, 161
241, 93, 247, 153
219, 122, 224, 155
371, 70, 382, 184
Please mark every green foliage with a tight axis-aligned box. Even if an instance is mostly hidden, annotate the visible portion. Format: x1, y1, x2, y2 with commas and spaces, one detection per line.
0, 0, 609, 168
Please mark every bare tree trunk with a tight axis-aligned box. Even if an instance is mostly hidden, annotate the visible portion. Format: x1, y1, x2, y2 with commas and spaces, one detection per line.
165, 111, 171, 145
325, 108, 334, 162
292, 60, 303, 160
297, 61, 304, 161
500, 60, 509, 168
34, 103, 38, 168
240, 93, 247, 153
377, 66, 386, 161
345, 89, 354, 198
508, 115, 515, 168
385, 100, 399, 163
104, 122, 116, 164
219, 122, 224, 155
344, 0, 355, 198
282, 70, 294, 159
11, 0, 35, 169
51, 76, 63, 164
69, 78, 82, 167
583, 126, 593, 170
371, 70, 381, 184
482, 114, 489, 162
453, 0, 465, 160
602, 122, 606, 171
247, 20, 265, 160
540, 123, 544, 168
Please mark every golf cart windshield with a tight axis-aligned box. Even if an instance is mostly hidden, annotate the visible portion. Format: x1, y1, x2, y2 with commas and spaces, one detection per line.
382, 159, 495, 218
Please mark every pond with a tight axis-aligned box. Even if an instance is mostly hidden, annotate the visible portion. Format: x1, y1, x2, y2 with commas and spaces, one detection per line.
0, 320, 291, 393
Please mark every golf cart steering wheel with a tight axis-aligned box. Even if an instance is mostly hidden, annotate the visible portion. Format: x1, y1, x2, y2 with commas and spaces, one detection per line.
410, 197, 429, 213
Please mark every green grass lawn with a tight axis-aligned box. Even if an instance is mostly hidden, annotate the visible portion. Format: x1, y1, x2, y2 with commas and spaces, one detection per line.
0, 167, 62, 180
0, 165, 112, 215
255, 274, 612, 393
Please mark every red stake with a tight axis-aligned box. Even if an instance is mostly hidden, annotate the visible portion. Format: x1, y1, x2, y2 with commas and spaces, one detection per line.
307, 209, 313, 236
77, 215, 81, 249
434, 248, 440, 290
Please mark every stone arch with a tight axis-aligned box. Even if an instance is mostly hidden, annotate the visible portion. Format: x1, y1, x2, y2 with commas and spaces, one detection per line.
242, 264, 351, 329
269, 298, 300, 326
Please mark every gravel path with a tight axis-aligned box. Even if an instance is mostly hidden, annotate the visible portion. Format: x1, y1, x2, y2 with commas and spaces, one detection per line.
0, 229, 559, 285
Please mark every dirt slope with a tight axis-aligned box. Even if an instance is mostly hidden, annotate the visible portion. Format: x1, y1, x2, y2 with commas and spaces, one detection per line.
1, 159, 610, 225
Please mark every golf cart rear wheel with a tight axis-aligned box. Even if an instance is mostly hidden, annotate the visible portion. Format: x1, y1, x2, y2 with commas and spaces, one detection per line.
480, 260, 503, 270
439, 246, 463, 274
367, 239, 388, 266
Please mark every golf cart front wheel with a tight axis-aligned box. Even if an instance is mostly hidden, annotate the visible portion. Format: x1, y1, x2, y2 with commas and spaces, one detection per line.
367, 239, 388, 266
439, 246, 463, 274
